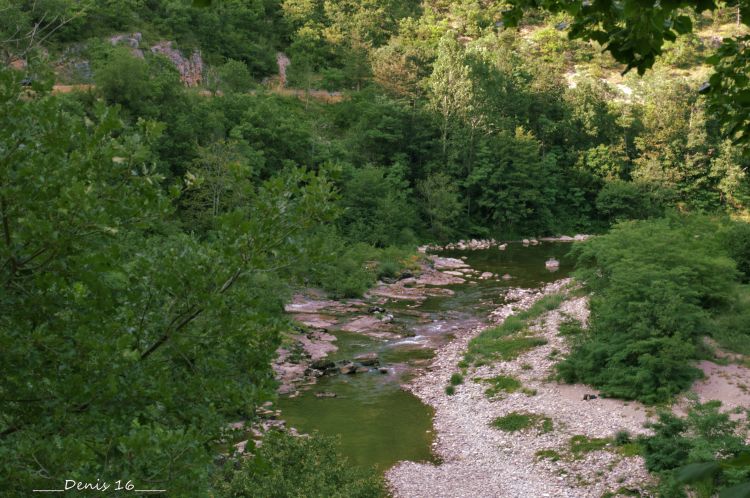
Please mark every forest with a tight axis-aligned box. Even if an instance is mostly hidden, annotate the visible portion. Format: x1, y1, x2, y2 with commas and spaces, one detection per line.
1, 0, 749, 497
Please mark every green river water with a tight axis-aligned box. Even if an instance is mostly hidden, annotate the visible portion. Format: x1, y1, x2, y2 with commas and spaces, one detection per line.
277, 242, 575, 471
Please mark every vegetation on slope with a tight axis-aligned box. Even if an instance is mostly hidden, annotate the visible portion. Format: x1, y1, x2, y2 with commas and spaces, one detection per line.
1, 0, 749, 495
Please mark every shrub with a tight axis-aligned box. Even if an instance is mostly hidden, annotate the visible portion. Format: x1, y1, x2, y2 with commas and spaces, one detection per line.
595, 180, 664, 223
219, 59, 253, 93
724, 221, 750, 282
638, 401, 750, 498
215, 431, 386, 497
558, 216, 738, 403
614, 430, 632, 446
445, 385, 456, 396
449, 373, 464, 386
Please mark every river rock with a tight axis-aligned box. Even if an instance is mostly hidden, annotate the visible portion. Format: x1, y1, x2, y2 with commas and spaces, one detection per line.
502, 273, 512, 280
315, 391, 337, 398
339, 362, 357, 375
311, 358, 334, 370
430, 256, 470, 270
498, 244, 507, 250
399, 270, 414, 280
324, 366, 340, 375
355, 366, 371, 374
545, 258, 560, 270
354, 352, 379, 366
522, 239, 530, 246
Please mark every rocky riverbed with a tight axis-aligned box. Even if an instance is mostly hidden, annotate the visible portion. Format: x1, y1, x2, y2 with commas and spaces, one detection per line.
386, 280, 656, 498
270, 239, 749, 494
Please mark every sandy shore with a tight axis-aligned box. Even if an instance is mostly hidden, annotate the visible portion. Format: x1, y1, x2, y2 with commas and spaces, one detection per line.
386, 280, 655, 498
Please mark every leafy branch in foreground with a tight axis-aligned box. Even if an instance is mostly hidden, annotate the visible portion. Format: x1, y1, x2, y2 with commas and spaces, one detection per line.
0, 67, 337, 496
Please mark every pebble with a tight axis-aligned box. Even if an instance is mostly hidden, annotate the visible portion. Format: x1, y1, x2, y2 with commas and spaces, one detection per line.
386, 279, 655, 498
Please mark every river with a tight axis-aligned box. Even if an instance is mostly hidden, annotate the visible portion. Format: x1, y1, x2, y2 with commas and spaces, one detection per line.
277, 242, 575, 471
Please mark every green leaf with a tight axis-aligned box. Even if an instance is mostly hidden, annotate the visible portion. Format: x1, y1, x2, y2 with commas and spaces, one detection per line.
676, 461, 721, 484
720, 482, 750, 498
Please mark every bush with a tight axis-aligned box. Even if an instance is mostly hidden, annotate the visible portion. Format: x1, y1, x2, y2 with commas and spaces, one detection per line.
449, 373, 464, 386
558, 216, 738, 403
304, 235, 419, 298
219, 59, 253, 94
338, 164, 420, 248
215, 431, 386, 497
595, 180, 664, 223
724, 221, 750, 282
639, 401, 750, 498
614, 430, 632, 446
95, 47, 183, 118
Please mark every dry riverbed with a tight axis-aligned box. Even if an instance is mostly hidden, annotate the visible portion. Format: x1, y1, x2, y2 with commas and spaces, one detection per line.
386, 280, 655, 498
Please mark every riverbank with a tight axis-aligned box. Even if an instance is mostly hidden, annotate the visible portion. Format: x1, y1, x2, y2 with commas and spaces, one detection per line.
386, 279, 655, 498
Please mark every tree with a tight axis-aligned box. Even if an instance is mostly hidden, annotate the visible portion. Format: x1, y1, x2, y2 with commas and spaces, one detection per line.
180, 139, 262, 232
428, 34, 474, 156
219, 59, 253, 94
0, 69, 336, 496
419, 173, 462, 240
558, 216, 739, 403
215, 430, 387, 497
501, 0, 750, 149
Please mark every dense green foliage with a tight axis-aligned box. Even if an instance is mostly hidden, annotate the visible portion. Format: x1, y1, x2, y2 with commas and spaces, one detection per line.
558, 215, 747, 403
0, 68, 342, 494
3, 1, 749, 242
215, 431, 387, 498
2, 0, 750, 495
640, 401, 750, 498
503, 0, 750, 148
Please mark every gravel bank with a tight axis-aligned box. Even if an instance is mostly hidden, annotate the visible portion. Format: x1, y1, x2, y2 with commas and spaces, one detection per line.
386, 279, 655, 498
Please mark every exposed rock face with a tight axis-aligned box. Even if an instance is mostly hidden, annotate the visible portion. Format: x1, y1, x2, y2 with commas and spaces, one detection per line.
276, 52, 290, 87
110, 32, 142, 48
109, 32, 144, 58
150, 41, 203, 87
